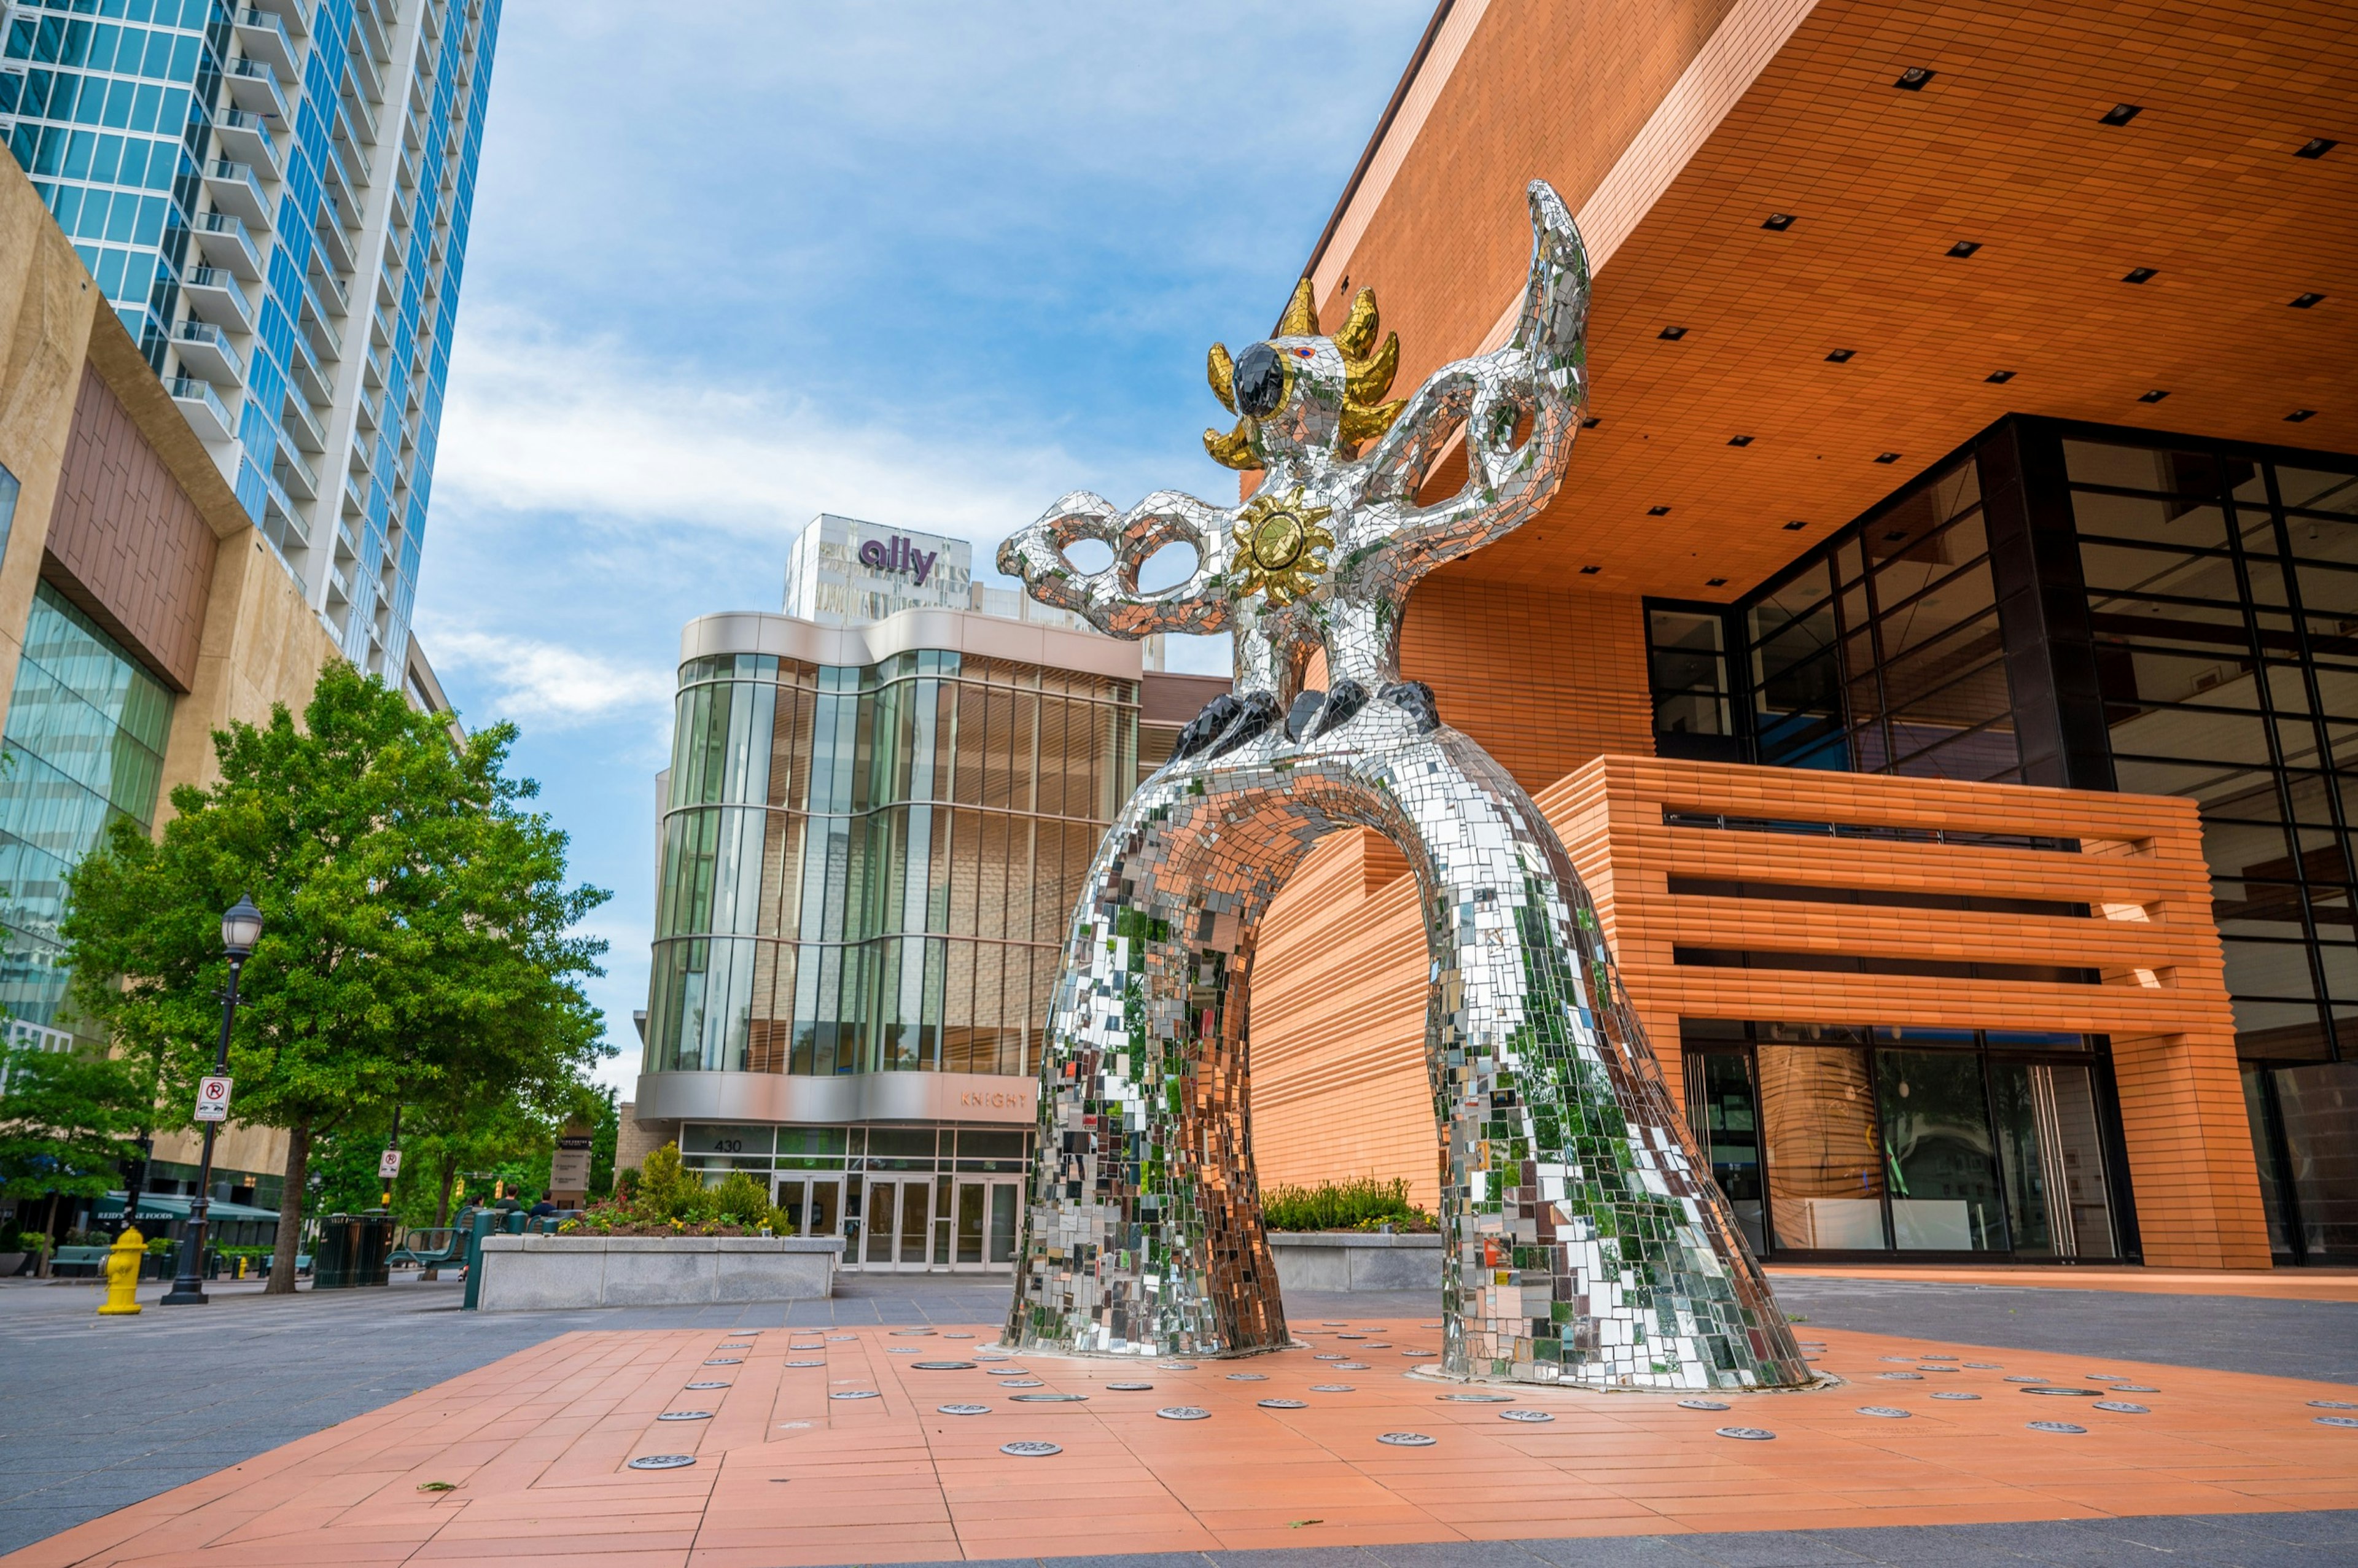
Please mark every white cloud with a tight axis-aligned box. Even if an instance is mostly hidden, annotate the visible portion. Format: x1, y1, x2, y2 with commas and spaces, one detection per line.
420, 623, 675, 731
433, 311, 1091, 554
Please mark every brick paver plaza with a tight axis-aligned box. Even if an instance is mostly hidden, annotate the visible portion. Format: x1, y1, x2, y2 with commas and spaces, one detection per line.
6, 1269, 2357, 1568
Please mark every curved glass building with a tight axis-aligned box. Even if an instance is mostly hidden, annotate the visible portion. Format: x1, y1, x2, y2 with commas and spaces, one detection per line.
631, 604, 1221, 1271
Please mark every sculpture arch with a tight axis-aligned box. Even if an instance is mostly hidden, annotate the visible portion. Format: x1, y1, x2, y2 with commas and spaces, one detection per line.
997, 180, 1808, 1388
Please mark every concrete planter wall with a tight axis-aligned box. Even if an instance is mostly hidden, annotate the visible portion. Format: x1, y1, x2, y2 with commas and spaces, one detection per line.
1267, 1232, 1441, 1292
475, 1234, 842, 1311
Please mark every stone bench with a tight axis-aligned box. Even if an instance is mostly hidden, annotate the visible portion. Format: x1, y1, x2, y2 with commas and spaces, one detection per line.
475, 1234, 842, 1311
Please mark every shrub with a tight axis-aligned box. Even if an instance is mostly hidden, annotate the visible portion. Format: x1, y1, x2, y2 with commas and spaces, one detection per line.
712, 1170, 771, 1226
1261, 1177, 1434, 1232
559, 1142, 792, 1238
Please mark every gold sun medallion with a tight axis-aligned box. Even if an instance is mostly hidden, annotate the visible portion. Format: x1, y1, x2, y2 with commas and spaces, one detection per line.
1230, 487, 1334, 607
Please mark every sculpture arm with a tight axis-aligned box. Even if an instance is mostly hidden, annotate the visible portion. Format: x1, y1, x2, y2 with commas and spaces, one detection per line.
996, 489, 1236, 639
1347, 180, 1590, 561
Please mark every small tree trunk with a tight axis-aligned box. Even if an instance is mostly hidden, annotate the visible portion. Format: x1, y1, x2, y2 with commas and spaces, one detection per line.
265, 1122, 312, 1295
422, 1154, 459, 1280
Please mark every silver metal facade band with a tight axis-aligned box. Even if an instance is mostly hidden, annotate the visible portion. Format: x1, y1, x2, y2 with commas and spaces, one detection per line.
994, 180, 1807, 1388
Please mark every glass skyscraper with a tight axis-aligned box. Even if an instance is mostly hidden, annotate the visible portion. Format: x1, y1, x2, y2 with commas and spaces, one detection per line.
0, 0, 498, 680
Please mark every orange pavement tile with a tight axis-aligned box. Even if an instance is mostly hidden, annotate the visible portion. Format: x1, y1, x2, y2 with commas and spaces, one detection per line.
9, 1319, 2358, 1568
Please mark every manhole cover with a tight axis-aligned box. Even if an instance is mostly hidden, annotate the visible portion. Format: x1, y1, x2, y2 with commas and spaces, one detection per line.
1716, 1427, 1775, 1441
1107, 1382, 1154, 1391
1500, 1410, 1554, 1423
1401, 1350, 1437, 1357
1158, 1363, 1198, 1372
2112, 1385, 2160, 1393
1878, 1373, 1924, 1381
656, 1411, 712, 1421
1336, 1362, 1371, 1371
1856, 1407, 1911, 1419
938, 1404, 990, 1415
943, 1333, 974, 1339
1258, 1398, 1309, 1410
983, 1368, 1029, 1376
999, 1379, 1043, 1388
1226, 1373, 1267, 1382
1678, 1400, 1730, 1411
1338, 1333, 1367, 1340
1931, 1392, 1982, 1401
1000, 1441, 1060, 1456
628, 1455, 695, 1470
913, 1362, 977, 1371
2084, 1373, 2125, 1381
2004, 1375, 2051, 1384
683, 1381, 730, 1390
1878, 1356, 1915, 1363
1310, 1384, 1355, 1392
1157, 1406, 1211, 1421
1314, 1354, 1345, 1362
702, 1359, 741, 1366
1012, 1394, 1088, 1403
2318, 1416, 2358, 1429
1363, 1342, 1392, 1349
890, 1329, 935, 1337
827, 1335, 855, 1341
2028, 1421, 2087, 1434
1964, 1362, 2001, 1369
2311, 1400, 2358, 1410
1440, 1393, 1512, 1403
829, 1391, 879, 1401
2093, 1401, 2150, 1414
1377, 1432, 1436, 1446
782, 1360, 824, 1368
2024, 1388, 2101, 1397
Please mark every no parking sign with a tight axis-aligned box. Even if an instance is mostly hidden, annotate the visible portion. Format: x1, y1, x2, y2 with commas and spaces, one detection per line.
194, 1075, 233, 1122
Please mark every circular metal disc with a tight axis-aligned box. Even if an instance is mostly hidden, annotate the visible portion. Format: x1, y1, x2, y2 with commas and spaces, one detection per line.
2093, 1401, 2150, 1414
1678, 1399, 1730, 1411
628, 1454, 695, 1470
1401, 1350, 1437, 1357
828, 1390, 879, 1400
2028, 1421, 2087, 1434
1156, 1406, 1212, 1421
1107, 1381, 1154, 1391
1716, 1427, 1775, 1441
2309, 1400, 2358, 1410
2111, 1385, 2160, 1393
2023, 1388, 2101, 1397
890, 1329, 935, 1337
1500, 1410, 1555, 1423
1931, 1392, 1982, 1401
1258, 1398, 1309, 1410
1336, 1362, 1371, 1371
1226, 1373, 1267, 1382
683, 1381, 730, 1390
1878, 1356, 1915, 1363
1158, 1363, 1198, 1372
782, 1360, 824, 1368
1310, 1384, 1355, 1392
1315, 1354, 1345, 1362
1377, 1432, 1436, 1446
938, 1403, 990, 1415
2317, 1416, 2358, 1429
2005, 1375, 2052, 1383
913, 1361, 977, 1371
1000, 1440, 1060, 1456
1011, 1393, 1087, 1403
1440, 1393, 1513, 1403
702, 1359, 741, 1366
1964, 1362, 2001, 1369
1856, 1407, 1911, 1419
656, 1411, 712, 1421
1877, 1372, 1923, 1381
998, 1379, 1043, 1388
983, 1368, 1029, 1376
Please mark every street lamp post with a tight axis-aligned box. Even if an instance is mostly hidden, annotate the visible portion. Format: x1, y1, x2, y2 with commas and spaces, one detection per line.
160, 896, 263, 1307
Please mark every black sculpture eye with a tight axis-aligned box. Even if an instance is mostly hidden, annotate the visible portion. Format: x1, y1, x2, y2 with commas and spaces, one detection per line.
1232, 341, 1285, 417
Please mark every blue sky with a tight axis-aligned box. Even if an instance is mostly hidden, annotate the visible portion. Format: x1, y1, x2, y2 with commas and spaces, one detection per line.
413, 2, 1436, 1092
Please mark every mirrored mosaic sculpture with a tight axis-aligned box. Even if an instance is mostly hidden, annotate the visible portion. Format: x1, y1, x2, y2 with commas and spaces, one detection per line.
996, 180, 1808, 1389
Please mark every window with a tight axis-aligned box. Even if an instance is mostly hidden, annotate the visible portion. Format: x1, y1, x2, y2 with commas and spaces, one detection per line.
1644, 604, 1737, 759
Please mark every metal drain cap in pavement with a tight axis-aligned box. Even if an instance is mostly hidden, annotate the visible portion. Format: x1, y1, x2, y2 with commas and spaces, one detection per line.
1226, 1373, 1267, 1381
1856, 1407, 1911, 1418
1310, 1384, 1355, 1392
782, 1360, 823, 1368
2319, 1416, 2358, 1429
1678, 1400, 1730, 1411
1500, 1410, 1554, 1423
656, 1411, 712, 1421
684, 1381, 730, 1390
1378, 1432, 1436, 1446
1157, 1406, 1211, 1421
628, 1455, 695, 1470
2311, 1400, 2358, 1410
1931, 1392, 1982, 1401
1315, 1354, 1345, 1361
913, 1361, 977, 1370
1012, 1393, 1087, 1403
1878, 1356, 1915, 1363
1158, 1362, 1197, 1371
1000, 1441, 1060, 1456
1107, 1382, 1154, 1391
1259, 1399, 1309, 1409
938, 1404, 990, 1415
2005, 1375, 2052, 1383
2094, 1402, 2150, 1413
998, 1379, 1043, 1388
1440, 1393, 1512, 1403
2112, 1385, 2159, 1393
829, 1390, 879, 1400
1716, 1427, 1775, 1441
2028, 1421, 2087, 1434
1336, 1362, 1371, 1370
702, 1359, 741, 1365
1964, 1362, 2001, 1369
2024, 1388, 2101, 1397
890, 1329, 935, 1337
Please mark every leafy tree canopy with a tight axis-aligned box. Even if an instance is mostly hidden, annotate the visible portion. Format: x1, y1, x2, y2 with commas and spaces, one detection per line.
0, 1039, 143, 1203
58, 662, 612, 1289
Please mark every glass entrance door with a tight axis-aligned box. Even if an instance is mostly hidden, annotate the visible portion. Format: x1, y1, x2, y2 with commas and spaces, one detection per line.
951, 1179, 1022, 1271
850, 1178, 932, 1271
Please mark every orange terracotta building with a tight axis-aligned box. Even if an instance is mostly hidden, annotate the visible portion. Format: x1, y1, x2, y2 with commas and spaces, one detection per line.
1243, 0, 2358, 1268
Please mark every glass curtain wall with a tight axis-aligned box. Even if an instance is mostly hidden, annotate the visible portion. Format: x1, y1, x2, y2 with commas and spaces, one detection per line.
0, 581, 174, 1025
647, 648, 1137, 1080
1681, 1019, 2126, 1260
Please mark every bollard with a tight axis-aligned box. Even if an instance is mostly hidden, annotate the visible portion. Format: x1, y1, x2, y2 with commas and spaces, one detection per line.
98, 1227, 144, 1316
459, 1208, 499, 1311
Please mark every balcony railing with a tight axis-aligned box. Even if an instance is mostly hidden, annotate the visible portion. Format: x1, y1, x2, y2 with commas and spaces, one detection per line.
167, 375, 236, 442
171, 319, 244, 384
230, 7, 299, 77
191, 212, 263, 279
222, 58, 291, 122
201, 160, 271, 228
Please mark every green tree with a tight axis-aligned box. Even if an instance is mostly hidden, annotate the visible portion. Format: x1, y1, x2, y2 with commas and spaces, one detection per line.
59, 662, 612, 1293
0, 1038, 145, 1244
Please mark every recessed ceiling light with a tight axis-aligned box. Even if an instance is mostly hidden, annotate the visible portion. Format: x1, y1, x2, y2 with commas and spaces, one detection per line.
1783, 520, 1809, 530
1706, 578, 1730, 588
1986, 370, 2016, 383
1826, 349, 1856, 363
2138, 389, 2169, 403
2292, 293, 2325, 309
1659, 326, 1688, 341
1578, 565, 1601, 575
1947, 241, 1981, 258
1729, 435, 1754, 447
1762, 213, 1796, 231
2286, 409, 2316, 423
2123, 267, 2157, 284
1875, 452, 1902, 464
1647, 505, 1672, 516
1580, 416, 1601, 428
1895, 66, 1934, 90
2098, 103, 2142, 125
2296, 138, 2336, 159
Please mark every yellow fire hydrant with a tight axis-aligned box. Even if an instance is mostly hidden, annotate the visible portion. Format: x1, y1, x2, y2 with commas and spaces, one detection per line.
97, 1225, 144, 1316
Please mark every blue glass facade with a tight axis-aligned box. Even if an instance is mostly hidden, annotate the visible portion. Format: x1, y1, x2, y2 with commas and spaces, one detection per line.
0, 581, 174, 1025
0, 0, 499, 680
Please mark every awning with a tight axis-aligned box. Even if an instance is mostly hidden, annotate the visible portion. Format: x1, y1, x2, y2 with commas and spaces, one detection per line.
92, 1191, 281, 1223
